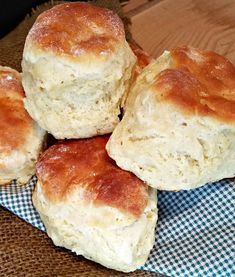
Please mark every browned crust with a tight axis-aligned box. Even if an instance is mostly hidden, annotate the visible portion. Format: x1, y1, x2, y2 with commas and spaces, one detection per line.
36, 136, 148, 218
0, 67, 32, 154
154, 46, 235, 123
130, 43, 152, 78
25, 2, 125, 59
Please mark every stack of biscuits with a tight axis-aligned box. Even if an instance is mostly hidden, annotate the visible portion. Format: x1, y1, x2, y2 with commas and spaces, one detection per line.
1, 2, 235, 273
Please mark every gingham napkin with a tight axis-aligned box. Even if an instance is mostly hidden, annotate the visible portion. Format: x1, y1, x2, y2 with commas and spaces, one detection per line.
0, 177, 234, 276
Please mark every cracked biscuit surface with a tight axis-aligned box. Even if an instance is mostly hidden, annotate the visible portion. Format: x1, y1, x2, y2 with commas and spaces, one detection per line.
107, 46, 235, 190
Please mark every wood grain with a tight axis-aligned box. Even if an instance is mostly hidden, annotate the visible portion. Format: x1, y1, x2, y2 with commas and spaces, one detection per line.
131, 0, 235, 63
123, 0, 162, 16
122, 0, 149, 13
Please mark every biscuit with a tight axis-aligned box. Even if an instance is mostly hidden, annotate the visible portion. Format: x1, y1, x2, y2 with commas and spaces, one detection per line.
0, 66, 46, 185
107, 46, 235, 190
33, 136, 157, 272
22, 3, 136, 139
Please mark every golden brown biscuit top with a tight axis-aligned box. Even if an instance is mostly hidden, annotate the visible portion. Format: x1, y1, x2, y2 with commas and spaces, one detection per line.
154, 46, 235, 123
0, 67, 32, 153
36, 136, 148, 218
131, 44, 152, 70
26, 3, 125, 59
130, 43, 152, 78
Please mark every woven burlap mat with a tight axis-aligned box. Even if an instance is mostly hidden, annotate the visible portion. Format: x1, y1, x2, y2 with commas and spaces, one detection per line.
0, 1, 161, 276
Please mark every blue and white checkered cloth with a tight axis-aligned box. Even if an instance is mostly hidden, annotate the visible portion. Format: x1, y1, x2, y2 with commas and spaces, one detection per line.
0, 177, 234, 276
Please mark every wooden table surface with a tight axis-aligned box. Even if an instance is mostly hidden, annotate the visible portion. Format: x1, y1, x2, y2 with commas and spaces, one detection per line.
128, 0, 235, 63
1, 0, 235, 276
